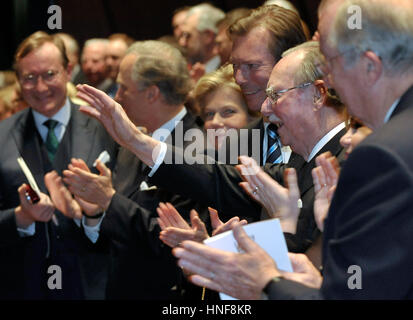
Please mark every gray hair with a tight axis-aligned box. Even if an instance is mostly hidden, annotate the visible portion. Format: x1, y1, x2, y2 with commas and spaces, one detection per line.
282, 41, 344, 107
187, 3, 225, 33
330, 0, 413, 75
126, 40, 191, 106
83, 38, 109, 49
282, 41, 323, 85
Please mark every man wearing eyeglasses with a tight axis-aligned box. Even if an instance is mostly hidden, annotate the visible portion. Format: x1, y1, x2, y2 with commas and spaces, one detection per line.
173, 0, 413, 300
74, 41, 346, 263
0, 31, 118, 299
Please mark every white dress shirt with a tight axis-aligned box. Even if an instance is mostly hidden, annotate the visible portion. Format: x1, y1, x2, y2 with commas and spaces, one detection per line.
307, 122, 346, 162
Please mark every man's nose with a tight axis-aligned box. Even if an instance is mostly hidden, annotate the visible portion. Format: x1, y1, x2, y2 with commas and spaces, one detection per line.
260, 97, 272, 116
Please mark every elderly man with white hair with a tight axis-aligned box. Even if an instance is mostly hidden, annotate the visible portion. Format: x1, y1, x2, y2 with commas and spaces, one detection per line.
178, 3, 225, 75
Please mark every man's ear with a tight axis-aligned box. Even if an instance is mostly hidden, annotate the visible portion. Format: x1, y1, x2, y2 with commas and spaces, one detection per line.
362, 50, 383, 85
145, 85, 160, 103
65, 62, 73, 80
312, 79, 327, 109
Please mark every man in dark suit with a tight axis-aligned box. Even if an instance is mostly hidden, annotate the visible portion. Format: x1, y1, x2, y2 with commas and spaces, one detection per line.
173, 0, 413, 300
149, 41, 346, 257
0, 31, 118, 299
74, 41, 346, 265
62, 40, 208, 299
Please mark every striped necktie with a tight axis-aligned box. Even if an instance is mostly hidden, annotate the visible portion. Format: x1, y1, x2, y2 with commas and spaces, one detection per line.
266, 123, 282, 164
44, 119, 59, 162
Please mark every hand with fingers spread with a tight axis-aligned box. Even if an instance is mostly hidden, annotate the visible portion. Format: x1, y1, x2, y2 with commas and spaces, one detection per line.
236, 155, 301, 234
157, 202, 209, 248
208, 207, 247, 237
63, 158, 115, 215
173, 223, 282, 300
76, 84, 140, 149
157, 203, 248, 248
14, 184, 55, 228
312, 152, 340, 231
76, 84, 161, 167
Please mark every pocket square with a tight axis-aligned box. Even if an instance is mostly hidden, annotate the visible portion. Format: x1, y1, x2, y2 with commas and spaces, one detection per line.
139, 181, 158, 191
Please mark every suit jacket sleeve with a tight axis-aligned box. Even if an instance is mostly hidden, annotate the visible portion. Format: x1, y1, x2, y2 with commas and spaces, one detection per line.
266, 278, 322, 300
0, 209, 21, 247
149, 145, 263, 222
100, 192, 165, 253
322, 144, 413, 299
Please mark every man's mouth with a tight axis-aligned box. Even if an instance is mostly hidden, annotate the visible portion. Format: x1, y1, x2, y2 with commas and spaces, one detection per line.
268, 114, 283, 128
243, 89, 260, 96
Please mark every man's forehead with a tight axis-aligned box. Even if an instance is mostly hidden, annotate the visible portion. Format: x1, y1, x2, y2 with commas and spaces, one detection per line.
268, 55, 299, 88
183, 13, 199, 30
230, 27, 272, 62
18, 42, 63, 72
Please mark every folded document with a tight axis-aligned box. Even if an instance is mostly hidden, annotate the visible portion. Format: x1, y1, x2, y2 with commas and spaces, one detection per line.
203, 218, 292, 300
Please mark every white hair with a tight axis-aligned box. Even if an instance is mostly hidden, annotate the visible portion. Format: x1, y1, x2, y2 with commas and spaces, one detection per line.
187, 3, 225, 33
84, 38, 109, 50
330, 0, 413, 75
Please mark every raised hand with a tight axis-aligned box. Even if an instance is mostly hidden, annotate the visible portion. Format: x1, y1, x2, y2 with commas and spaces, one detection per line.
76, 84, 140, 149
63, 158, 115, 213
312, 152, 340, 231
157, 202, 209, 248
208, 207, 247, 236
45, 171, 82, 220
237, 155, 301, 234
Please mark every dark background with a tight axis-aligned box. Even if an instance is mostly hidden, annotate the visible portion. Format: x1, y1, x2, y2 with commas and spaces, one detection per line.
0, 0, 321, 70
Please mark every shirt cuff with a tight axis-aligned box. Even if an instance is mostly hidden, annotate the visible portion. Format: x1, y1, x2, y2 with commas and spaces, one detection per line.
147, 141, 167, 177
17, 222, 35, 237
81, 212, 106, 243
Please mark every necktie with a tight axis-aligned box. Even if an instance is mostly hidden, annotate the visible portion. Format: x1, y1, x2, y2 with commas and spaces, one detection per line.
44, 119, 59, 162
266, 123, 282, 164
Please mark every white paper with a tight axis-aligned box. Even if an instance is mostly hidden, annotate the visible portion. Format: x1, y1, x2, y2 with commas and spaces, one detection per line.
93, 150, 110, 167
203, 218, 292, 300
17, 157, 41, 194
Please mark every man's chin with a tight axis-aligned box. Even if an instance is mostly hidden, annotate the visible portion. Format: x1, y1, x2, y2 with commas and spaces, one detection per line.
243, 91, 264, 112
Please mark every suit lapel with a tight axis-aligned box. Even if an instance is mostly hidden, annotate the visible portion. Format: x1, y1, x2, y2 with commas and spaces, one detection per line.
390, 85, 413, 119
66, 104, 96, 170
11, 109, 48, 192
298, 128, 346, 196
113, 147, 143, 198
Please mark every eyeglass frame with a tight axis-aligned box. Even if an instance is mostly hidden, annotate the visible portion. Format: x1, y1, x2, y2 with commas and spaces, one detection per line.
19, 69, 61, 89
265, 82, 313, 105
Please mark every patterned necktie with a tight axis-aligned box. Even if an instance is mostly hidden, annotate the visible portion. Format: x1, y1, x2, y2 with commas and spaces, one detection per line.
44, 119, 59, 162
266, 123, 282, 164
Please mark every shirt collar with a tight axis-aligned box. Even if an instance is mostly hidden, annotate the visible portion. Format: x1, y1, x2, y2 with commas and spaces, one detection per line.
307, 122, 346, 162
205, 55, 221, 73
384, 98, 401, 123
151, 107, 187, 142
32, 97, 71, 129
